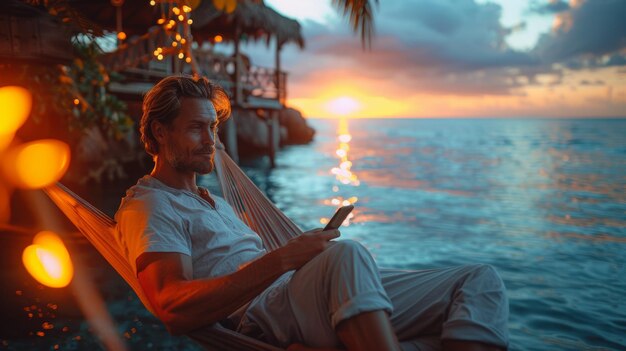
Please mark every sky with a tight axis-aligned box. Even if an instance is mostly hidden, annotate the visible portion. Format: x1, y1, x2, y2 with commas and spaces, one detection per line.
230, 0, 626, 118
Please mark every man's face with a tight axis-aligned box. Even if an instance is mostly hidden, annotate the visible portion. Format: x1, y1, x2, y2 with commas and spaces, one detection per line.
160, 98, 218, 175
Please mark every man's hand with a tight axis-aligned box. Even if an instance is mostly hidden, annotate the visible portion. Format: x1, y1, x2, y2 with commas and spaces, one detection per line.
275, 228, 340, 271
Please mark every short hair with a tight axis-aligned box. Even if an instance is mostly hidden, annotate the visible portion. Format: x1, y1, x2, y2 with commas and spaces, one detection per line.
140, 75, 231, 156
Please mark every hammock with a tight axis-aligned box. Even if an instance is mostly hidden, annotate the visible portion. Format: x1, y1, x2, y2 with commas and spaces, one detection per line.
43, 143, 304, 351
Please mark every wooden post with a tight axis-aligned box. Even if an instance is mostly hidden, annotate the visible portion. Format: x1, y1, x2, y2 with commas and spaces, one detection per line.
233, 23, 243, 106
275, 40, 282, 105
223, 110, 239, 164
267, 110, 280, 168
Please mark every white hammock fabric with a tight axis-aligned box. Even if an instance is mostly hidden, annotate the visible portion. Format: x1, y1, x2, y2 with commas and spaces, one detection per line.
43, 145, 302, 351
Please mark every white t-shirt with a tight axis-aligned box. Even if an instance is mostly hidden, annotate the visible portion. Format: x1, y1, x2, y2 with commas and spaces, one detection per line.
114, 175, 267, 279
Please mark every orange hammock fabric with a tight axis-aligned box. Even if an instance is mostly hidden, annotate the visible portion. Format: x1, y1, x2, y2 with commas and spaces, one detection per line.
43, 146, 303, 351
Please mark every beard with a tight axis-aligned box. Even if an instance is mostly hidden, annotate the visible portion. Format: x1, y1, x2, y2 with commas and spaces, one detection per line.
164, 143, 215, 174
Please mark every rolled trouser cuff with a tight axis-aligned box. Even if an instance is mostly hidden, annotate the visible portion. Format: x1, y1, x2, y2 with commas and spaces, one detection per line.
331, 290, 394, 329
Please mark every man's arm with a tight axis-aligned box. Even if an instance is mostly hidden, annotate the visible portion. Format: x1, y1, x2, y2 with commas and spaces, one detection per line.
137, 228, 340, 335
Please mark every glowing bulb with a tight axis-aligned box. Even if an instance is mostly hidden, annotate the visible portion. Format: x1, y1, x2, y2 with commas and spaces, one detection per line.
214, 35, 223, 43
178, 52, 185, 59
175, 34, 182, 41
2, 139, 70, 189
336, 149, 347, 158
183, 5, 192, 12
73, 98, 80, 105
157, 18, 166, 24
0, 86, 31, 135
22, 231, 73, 288
187, 19, 193, 25
172, 41, 178, 47
178, 14, 184, 21
180, 38, 187, 44
185, 57, 192, 63
117, 31, 127, 40
157, 54, 164, 60
149, 0, 156, 5
172, 7, 180, 15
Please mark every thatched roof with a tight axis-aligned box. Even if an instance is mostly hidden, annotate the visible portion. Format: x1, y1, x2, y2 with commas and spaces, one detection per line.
192, 0, 304, 48
1, 0, 74, 64
65, 0, 304, 49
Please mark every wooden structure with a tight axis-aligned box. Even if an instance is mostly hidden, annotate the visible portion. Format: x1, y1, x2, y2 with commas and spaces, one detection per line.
0, 1, 74, 64
69, 0, 304, 167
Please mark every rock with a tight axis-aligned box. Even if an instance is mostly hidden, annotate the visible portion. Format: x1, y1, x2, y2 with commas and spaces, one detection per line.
278, 107, 315, 145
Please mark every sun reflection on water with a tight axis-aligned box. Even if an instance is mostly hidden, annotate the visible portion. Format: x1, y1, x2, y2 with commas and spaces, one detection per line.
320, 118, 360, 227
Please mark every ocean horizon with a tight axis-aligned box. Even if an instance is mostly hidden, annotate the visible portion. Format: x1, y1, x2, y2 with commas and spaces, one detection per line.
233, 117, 626, 350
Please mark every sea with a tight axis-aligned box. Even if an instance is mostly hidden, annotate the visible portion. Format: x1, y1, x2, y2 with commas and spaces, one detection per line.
232, 118, 626, 351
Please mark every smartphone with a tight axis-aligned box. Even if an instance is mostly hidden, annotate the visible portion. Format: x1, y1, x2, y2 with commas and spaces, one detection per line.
323, 205, 354, 230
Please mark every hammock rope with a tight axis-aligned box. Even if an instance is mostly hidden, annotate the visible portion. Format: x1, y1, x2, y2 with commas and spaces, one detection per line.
43, 147, 301, 350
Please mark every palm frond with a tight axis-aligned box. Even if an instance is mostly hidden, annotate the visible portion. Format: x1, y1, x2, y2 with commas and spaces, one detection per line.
331, 0, 379, 49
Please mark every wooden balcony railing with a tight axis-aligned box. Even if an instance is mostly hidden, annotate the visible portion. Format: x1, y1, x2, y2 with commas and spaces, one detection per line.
101, 34, 287, 107
100, 26, 171, 75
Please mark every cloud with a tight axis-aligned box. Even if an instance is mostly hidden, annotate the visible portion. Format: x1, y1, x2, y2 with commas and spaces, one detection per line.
277, 0, 543, 96
579, 79, 605, 86
534, 0, 626, 63
237, 0, 625, 102
530, 0, 570, 14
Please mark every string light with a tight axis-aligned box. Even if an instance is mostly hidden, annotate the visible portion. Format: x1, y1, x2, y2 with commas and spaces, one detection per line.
214, 35, 223, 43
149, 0, 196, 70
73, 99, 79, 105
117, 31, 127, 40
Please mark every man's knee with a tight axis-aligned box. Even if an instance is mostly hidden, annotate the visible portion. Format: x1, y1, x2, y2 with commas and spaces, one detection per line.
330, 239, 368, 253
463, 264, 508, 313
468, 264, 505, 287
323, 239, 378, 273
326, 240, 371, 262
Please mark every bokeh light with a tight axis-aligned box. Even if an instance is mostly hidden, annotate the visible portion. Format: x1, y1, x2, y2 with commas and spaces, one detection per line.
2, 139, 70, 189
0, 86, 32, 151
0, 86, 32, 135
22, 231, 74, 288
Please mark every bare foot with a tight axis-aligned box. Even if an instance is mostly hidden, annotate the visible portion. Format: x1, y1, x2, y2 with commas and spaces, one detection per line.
287, 343, 344, 351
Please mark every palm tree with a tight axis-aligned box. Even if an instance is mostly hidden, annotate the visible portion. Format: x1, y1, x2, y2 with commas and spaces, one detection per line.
331, 0, 379, 48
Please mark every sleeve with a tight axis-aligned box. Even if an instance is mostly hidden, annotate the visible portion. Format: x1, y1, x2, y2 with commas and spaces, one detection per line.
115, 193, 192, 275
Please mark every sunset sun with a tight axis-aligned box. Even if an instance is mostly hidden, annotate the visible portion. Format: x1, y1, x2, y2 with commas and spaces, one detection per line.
325, 96, 361, 117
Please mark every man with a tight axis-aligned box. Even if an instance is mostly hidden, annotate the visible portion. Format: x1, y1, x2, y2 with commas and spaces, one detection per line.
115, 75, 509, 351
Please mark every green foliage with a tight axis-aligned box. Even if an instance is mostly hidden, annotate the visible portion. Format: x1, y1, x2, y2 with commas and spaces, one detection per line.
65, 40, 134, 140
1, 40, 133, 143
